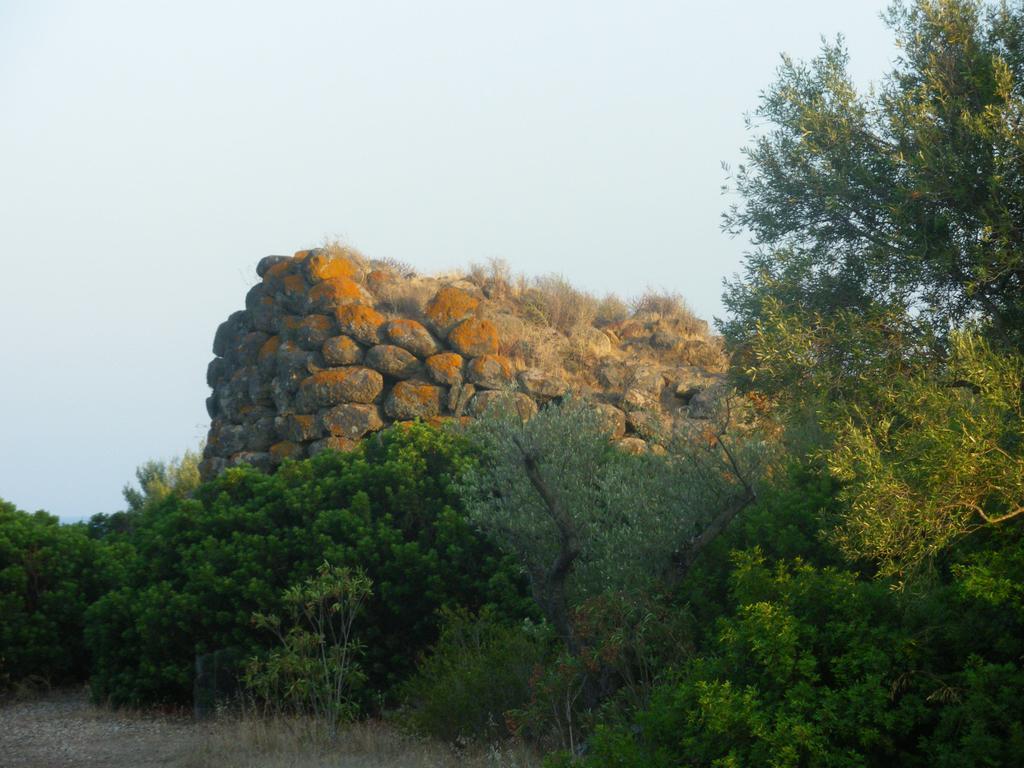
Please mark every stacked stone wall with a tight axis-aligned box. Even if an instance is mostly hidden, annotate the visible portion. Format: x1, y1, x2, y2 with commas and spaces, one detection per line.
201, 247, 726, 479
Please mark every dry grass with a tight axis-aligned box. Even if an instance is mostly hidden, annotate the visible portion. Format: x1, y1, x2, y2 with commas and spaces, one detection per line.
374, 278, 438, 317
467, 258, 523, 300
184, 716, 541, 768
594, 293, 629, 326
369, 257, 418, 279
0, 689, 540, 768
521, 274, 598, 334
630, 290, 708, 336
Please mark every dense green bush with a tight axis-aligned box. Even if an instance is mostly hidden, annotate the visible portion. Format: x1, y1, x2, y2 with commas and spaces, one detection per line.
0, 500, 109, 687
85, 423, 533, 707
580, 468, 1024, 767
399, 607, 551, 743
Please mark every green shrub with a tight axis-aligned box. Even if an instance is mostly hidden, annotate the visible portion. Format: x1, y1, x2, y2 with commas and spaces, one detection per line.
581, 470, 1024, 768
85, 423, 534, 706
399, 608, 551, 743
244, 562, 372, 727
587, 550, 922, 767
0, 500, 108, 687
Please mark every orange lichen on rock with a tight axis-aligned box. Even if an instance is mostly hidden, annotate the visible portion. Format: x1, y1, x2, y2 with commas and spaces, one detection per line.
297, 367, 384, 408
467, 354, 514, 389
282, 273, 306, 292
262, 259, 292, 289
383, 318, 440, 358
275, 413, 321, 442
308, 277, 366, 310
322, 335, 363, 366
334, 304, 385, 345
258, 335, 281, 362
424, 287, 479, 335
424, 352, 464, 385
270, 440, 306, 463
304, 250, 359, 283
384, 380, 445, 419
365, 270, 394, 291
295, 315, 335, 349
448, 317, 499, 357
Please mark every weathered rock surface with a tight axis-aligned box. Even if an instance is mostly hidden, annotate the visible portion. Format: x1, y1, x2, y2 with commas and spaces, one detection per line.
322, 335, 363, 366
447, 318, 499, 357
334, 304, 385, 345
385, 380, 446, 420
383, 319, 440, 358
467, 354, 513, 390
468, 390, 539, 421
201, 246, 727, 479
295, 367, 384, 411
321, 403, 384, 440
365, 345, 422, 379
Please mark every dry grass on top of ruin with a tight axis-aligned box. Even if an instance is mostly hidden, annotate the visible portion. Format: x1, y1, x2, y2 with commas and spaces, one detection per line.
310, 242, 726, 380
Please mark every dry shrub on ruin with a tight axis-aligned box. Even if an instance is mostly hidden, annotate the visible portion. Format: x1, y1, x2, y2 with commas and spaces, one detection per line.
631, 290, 707, 336
521, 274, 599, 334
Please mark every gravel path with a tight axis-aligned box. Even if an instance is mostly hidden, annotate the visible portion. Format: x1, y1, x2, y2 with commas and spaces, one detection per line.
0, 689, 202, 768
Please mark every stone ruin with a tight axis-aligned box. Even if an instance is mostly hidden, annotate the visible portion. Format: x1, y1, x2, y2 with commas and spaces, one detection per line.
200, 246, 728, 480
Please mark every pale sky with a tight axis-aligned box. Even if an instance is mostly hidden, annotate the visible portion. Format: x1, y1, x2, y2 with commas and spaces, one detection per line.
0, 1, 897, 521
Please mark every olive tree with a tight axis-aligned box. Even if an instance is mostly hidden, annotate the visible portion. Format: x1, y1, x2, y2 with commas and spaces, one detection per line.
457, 397, 775, 661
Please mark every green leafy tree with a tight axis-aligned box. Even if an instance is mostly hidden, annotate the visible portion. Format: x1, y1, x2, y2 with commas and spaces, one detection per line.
723, 0, 1024, 355
829, 332, 1024, 578
0, 500, 107, 687
122, 448, 202, 513
722, 0, 1024, 577
458, 397, 776, 715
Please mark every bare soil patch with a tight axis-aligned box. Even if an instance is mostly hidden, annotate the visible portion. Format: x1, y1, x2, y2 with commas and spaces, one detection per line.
0, 690, 539, 768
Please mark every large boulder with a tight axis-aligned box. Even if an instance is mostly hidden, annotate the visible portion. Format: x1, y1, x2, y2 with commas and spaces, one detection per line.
424, 286, 479, 335
256, 255, 289, 277
365, 345, 422, 379
383, 319, 441, 358
321, 403, 384, 440
384, 380, 446, 420
207, 357, 228, 388
424, 352, 464, 386
275, 413, 323, 443
334, 304, 385, 345
307, 277, 370, 312
468, 390, 538, 421
228, 451, 275, 473
322, 335, 364, 366
591, 402, 627, 439
622, 365, 666, 411
295, 367, 384, 411
294, 315, 335, 350
213, 310, 252, 357
518, 368, 568, 399
448, 318, 499, 357
302, 248, 361, 283
207, 420, 248, 457
467, 354, 514, 389
257, 336, 281, 377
